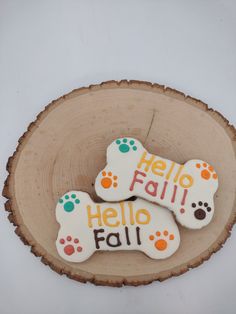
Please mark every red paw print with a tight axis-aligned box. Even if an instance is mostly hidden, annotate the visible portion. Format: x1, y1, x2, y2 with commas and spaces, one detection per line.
59, 236, 83, 256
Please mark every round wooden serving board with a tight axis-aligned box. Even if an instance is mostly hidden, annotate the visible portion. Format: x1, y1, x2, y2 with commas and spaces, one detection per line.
3, 81, 236, 287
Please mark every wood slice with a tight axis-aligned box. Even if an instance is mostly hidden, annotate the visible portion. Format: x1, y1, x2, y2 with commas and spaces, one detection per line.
3, 80, 236, 287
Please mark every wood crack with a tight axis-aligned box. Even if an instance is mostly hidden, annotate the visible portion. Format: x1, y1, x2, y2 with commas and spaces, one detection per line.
144, 109, 156, 144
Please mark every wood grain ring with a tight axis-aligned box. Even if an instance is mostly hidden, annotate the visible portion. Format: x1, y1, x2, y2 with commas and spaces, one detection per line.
3, 80, 236, 287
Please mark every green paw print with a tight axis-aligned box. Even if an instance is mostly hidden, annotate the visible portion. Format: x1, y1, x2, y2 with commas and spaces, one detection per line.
58, 193, 80, 212
115, 138, 137, 153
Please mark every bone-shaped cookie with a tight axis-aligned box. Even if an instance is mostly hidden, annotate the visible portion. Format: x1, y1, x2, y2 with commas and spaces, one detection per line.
56, 191, 180, 262
95, 138, 218, 229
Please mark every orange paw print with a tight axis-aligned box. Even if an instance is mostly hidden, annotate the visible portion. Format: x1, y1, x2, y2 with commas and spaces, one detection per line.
196, 163, 217, 180
149, 230, 174, 251
101, 171, 118, 189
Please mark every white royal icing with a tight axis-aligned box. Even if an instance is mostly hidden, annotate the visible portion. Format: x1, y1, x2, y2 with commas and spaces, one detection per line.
56, 191, 180, 262
95, 138, 219, 229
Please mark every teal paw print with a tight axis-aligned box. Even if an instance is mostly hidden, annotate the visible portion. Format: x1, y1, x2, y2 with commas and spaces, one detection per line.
58, 193, 80, 212
115, 138, 137, 153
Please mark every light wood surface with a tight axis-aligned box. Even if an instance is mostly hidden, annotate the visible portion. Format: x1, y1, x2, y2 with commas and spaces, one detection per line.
3, 81, 236, 286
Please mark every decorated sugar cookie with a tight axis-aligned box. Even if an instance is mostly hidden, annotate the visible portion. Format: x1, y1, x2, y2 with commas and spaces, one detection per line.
56, 191, 180, 262
95, 138, 219, 229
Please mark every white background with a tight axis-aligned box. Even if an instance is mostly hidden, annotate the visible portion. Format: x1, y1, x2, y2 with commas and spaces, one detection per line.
0, 1, 236, 313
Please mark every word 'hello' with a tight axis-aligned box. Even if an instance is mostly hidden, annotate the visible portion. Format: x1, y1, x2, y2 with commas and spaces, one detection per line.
136, 151, 194, 188
86, 202, 151, 228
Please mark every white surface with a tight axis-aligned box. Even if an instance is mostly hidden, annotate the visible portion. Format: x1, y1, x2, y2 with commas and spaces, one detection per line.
95, 138, 218, 229
0, 1, 235, 313
56, 192, 180, 261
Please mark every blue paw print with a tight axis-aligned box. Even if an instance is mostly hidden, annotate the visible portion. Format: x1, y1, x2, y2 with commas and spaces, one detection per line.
58, 193, 80, 212
115, 138, 137, 153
